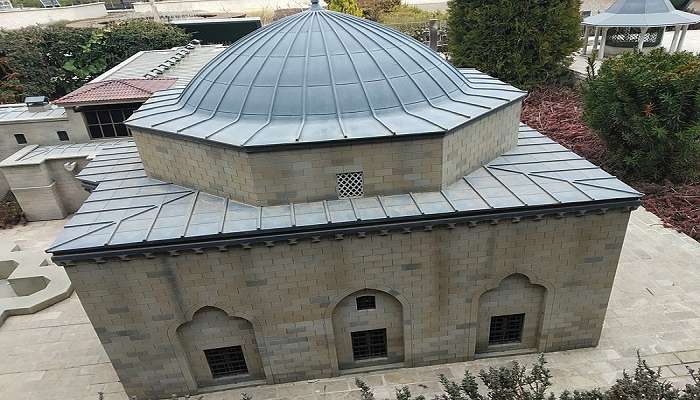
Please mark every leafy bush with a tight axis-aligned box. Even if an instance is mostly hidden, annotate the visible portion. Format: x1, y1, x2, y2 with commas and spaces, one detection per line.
328, 0, 364, 17
0, 20, 190, 102
583, 49, 700, 182
447, 0, 580, 88
359, 0, 401, 21
352, 354, 700, 400
0, 24, 96, 101
0, 192, 24, 229
379, 5, 445, 25
100, 20, 191, 68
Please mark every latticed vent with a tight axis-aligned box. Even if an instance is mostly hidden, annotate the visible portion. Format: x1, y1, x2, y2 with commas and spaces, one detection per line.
336, 172, 364, 199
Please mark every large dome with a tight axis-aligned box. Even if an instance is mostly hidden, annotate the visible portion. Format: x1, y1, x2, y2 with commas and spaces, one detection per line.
127, 1, 524, 148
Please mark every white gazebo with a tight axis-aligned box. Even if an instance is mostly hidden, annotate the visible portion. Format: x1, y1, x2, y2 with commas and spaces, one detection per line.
582, 0, 700, 58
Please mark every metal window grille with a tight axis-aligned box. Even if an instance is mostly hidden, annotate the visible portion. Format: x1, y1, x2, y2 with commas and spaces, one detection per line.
57, 131, 69, 141
488, 314, 525, 345
83, 105, 138, 139
203, 346, 248, 378
356, 295, 376, 310
336, 171, 363, 199
14, 134, 27, 144
351, 328, 387, 360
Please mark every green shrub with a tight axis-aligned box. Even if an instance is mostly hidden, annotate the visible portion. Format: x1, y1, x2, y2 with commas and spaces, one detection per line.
379, 4, 444, 25
0, 24, 96, 101
447, 0, 580, 89
359, 0, 401, 21
0, 20, 190, 102
100, 19, 191, 68
328, 0, 364, 17
352, 354, 700, 400
583, 49, 700, 182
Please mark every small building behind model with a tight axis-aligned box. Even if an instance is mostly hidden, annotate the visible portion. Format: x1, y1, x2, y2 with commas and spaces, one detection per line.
49, 2, 641, 398
0, 42, 225, 216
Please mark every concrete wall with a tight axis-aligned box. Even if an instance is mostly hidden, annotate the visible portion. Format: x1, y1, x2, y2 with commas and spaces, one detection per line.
64, 210, 631, 399
132, 0, 312, 15
132, 103, 520, 206
475, 274, 545, 354
1, 157, 90, 221
0, 109, 90, 163
177, 307, 266, 387
0, 3, 107, 30
0, 109, 89, 198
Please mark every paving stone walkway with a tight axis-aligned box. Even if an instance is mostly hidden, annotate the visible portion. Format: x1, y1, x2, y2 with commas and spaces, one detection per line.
0, 208, 698, 400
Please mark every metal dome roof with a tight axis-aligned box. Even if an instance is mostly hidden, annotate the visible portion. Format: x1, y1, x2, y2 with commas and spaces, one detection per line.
126, 2, 525, 149
583, 0, 700, 27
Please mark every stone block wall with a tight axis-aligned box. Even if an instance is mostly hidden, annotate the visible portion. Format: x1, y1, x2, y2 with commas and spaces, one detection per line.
178, 307, 266, 386
475, 274, 546, 354
132, 103, 520, 206
1, 157, 90, 221
331, 289, 404, 370
441, 102, 521, 187
64, 210, 630, 398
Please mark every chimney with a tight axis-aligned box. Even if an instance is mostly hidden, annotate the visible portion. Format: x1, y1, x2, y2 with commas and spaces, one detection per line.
24, 96, 51, 112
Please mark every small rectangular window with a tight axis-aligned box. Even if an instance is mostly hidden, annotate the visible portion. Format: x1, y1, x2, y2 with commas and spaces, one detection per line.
203, 346, 248, 378
336, 171, 363, 199
14, 134, 27, 144
351, 328, 387, 360
356, 295, 376, 310
488, 313, 525, 345
57, 131, 69, 141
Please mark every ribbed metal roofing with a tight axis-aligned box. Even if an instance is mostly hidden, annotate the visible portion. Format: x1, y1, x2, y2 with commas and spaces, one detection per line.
583, 0, 700, 27
47, 125, 641, 256
125, 3, 525, 148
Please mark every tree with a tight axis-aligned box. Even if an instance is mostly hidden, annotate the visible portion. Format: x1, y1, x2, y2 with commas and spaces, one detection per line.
328, 0, 364, 17
447, 0, 580, 89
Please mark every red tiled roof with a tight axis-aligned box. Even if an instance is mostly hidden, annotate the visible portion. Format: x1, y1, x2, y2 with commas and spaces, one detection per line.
55, 78, 177, 106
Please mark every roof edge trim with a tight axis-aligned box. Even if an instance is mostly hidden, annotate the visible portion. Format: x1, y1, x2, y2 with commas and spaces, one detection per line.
50, 198, 640, 263
126, 92, 527, 153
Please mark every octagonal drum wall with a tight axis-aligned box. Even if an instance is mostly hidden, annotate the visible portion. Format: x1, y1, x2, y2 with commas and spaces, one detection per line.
132, 103, 520, 206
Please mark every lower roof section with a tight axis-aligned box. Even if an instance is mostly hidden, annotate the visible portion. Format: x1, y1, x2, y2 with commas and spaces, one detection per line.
48, 124, 642, 258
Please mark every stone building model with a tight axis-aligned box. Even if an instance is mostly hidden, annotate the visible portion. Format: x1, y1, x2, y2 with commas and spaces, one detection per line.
49, 2, 642, 398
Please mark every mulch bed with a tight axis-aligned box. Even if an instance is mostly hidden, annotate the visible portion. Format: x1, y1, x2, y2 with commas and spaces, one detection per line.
0, 192, 25, 229
521, 86, 699, 241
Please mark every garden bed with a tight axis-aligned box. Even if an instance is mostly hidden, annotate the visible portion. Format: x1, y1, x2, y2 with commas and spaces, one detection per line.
521, 86, 699, 241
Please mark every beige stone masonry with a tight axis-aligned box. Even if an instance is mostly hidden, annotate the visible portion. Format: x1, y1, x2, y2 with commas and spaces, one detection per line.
64, 210, 630, 399
132, 102, 521, 206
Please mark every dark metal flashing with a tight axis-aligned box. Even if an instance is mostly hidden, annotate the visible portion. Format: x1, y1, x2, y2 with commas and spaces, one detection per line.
51, 198, 640, 265
50, 125, 643, 262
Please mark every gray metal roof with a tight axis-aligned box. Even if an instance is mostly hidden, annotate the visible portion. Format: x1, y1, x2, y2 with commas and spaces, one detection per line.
583, 0, 700, 26
0, 140, 129, 167
92, 45, 227, 84
0, 103, 66, 124
125, 6, 525, 149
48, 124, 641, 256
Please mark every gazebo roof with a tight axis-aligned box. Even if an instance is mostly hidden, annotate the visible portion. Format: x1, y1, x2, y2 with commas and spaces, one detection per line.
583, 0, 700, 27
